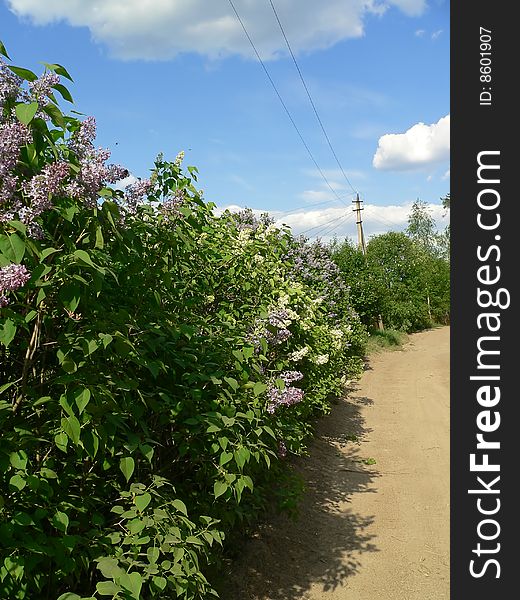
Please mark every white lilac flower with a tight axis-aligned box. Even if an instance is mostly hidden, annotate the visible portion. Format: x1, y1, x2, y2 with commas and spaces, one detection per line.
314, 354, 329, 365
175, 150, 185, 166
289, 346, 309, 362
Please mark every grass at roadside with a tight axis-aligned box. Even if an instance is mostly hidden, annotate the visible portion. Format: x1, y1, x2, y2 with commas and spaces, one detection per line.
366, 328, 408, 353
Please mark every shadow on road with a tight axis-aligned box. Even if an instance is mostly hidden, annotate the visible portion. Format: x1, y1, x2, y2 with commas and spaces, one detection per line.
220, 384, 380, 600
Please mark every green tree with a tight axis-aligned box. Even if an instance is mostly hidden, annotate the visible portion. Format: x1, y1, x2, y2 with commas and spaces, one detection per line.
330, 237, 383, 329
366, 232, 430, 331
406, 199, 438, 255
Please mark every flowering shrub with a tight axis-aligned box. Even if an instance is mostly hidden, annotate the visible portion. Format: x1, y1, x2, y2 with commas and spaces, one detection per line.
0, 44, 365, 599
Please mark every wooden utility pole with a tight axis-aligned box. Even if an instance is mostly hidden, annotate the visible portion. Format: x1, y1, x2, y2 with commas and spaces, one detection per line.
352, 193, 366, 255
353, 194, 384, 330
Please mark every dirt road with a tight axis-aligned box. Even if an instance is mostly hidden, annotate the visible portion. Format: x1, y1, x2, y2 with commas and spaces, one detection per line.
222, 326, 449, 600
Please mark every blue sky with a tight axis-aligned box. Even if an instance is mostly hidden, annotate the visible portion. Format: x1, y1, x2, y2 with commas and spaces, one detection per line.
1, 0, 449, 240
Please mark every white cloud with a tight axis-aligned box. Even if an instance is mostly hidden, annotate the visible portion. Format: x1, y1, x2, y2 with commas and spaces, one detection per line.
431, 29, 443, 40
415, 29, 425, 36
214, 200, 449, 242
373, 114, 450, 171
442, 168, 450, 180
7, 0, 427, 61
112, 173, 138, 191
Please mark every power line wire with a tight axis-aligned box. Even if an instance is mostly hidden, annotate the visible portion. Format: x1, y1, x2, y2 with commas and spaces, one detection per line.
226, 0, 349, 208
363, 204, 402, 229
314, 212, 354, 238
298, 209, 353, 236
274, 190, 357, 218
267, 0, 357, 196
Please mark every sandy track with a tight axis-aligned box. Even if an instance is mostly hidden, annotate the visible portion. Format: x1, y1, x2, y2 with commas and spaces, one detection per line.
222, 326, 449, 600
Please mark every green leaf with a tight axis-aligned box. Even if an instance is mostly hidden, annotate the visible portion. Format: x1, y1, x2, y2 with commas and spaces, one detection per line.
42, 62, 74, 82
172, 499, 187, 516
40, 468, 58, 479
253, 382, 267, 396
9, 474, 26, 492
0, 40, 10, 59
234, 447, 250, 470
52, 83, 74, 103
8, 65, 38, 81
82, 429, 99, 458
36, 288, 46, 306
135, 493, 151, 512
61, 415, 81, 445
73, 249, 95, 268
59, 394, 74, 417
99, 333, 113, 348
213, 480, 227, 499
119, 457, 135, 482
73, 387, 91, 414
43, 103, 66, 128
242, 346, 254, 360
0, 319, 17, 348
94, 224, 104, 249
223, 377, 238, 391
54, 432, 68, 453
152, 576, 167, 591
147, 547, 160, 564
15, 102, 38, 125
40, 247, 60, 261
96, 557, 123, 579
96, 581, 122, 596
10, 450, 28, 470
0, 233, 26, 263
57, 594, 82, 600
242, 475, 254, 491
139, 443, 154, 463
51, 510, 69, 533
219, 451, 233, 466
119, 571, 143, 598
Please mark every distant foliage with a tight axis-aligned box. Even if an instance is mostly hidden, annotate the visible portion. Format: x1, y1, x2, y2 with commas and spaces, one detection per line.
331, 203, 450, 332
0, 44, 365, 599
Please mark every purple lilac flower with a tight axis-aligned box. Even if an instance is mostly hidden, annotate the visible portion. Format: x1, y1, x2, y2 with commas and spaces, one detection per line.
280, 370, 303, 384
124, 178, 152, 214
277, 440, 287, 459
68, 116, 96, 157
0, 121, 32, 180
160, 190, 185, 219
22, 161, 69, 216
0, 59, 22, 108
77, 149, 127, 207
0, 294, 9, 308
0, 120, 31, 210
232, 207, 274, 232
266, 384, 304, 413
0, 264, 30, 294
0, 174, 18, 206
29, 72, 60, 104
271, 328, 291, 344
268, 309, 290, 328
